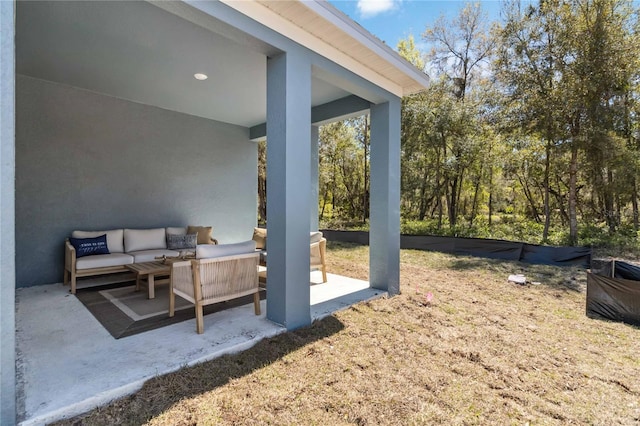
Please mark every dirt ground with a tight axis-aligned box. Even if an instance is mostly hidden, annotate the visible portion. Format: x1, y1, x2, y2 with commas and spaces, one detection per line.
56, 243, 640, 425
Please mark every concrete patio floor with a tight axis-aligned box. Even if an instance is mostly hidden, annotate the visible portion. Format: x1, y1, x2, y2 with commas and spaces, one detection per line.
16, 272, 385, 426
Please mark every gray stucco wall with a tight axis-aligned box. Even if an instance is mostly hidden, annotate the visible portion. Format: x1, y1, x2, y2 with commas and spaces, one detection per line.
16, 75, 257, 287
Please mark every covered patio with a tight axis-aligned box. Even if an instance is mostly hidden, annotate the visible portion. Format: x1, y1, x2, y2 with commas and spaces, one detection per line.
16, 272, 382, 425
0, 1, 429, 424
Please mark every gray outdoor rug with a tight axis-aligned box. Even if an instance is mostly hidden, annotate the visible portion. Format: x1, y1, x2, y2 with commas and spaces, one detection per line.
75, 282, 265, 339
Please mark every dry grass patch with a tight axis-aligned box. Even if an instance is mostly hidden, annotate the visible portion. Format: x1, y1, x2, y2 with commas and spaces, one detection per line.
56, 243, 640, 425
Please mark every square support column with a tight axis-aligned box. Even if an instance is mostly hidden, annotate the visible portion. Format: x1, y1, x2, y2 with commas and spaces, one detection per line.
369, 99, 401, 295
266, 52, 312, 330
0, 1, 16, 424
310, 125, 319, 231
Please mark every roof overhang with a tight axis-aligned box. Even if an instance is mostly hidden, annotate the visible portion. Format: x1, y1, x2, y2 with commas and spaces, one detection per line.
221, 0, 430, 98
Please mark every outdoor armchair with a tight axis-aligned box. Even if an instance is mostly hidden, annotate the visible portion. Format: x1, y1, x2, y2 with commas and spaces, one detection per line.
253, 229, 328, 284
310, 237, 328, 283
169, 241, 261, 334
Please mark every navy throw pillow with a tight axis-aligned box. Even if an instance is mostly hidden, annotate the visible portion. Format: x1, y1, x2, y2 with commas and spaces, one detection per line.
69, 234, 110, 258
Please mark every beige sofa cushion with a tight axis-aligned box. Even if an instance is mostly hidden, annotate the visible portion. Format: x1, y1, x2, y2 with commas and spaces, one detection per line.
76, 253, 134, 270
196, 240, 256, 259
72, 229, 124, 253
124, 228, 167, 252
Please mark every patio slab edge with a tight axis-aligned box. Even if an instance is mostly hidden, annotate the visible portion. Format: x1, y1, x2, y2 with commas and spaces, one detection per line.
18, 329, 286, 426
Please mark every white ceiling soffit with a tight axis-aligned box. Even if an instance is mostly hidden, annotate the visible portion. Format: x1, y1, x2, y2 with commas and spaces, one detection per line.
16, 1, 350, 128
222, 0, 430, 97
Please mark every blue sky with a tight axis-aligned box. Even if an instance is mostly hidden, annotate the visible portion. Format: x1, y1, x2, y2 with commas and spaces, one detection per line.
329, 0, 504, 51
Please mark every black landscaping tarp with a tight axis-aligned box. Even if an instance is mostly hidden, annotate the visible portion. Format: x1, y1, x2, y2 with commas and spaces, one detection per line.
520, 244, 592, 267
613, 260, 640, 281
587, 261, 640, 326
321, 230, 591, 267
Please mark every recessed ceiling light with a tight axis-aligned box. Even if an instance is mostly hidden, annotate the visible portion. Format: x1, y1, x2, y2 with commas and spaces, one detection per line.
194, 73, 208, 81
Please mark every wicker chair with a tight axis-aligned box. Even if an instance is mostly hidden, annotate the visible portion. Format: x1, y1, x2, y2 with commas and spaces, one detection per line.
255, 231, 328, 285
169, 251, 261, 334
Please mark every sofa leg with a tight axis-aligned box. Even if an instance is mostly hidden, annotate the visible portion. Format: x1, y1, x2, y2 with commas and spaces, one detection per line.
322, 266, 327, 283
63, 269, 69, 286
70, 272, 77, 294
253, 292, 261, 315
195, 303, 204, 334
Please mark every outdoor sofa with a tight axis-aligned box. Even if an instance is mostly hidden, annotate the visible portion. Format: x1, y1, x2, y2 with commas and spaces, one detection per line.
64, 226, 217, 294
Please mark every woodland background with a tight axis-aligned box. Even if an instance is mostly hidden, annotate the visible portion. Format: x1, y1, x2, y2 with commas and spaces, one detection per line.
258, 0, 640, 257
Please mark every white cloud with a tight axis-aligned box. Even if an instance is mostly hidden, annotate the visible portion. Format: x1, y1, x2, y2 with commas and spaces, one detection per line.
357, 0, 399, 18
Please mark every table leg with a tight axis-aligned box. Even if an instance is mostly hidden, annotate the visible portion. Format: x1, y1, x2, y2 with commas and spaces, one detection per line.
148, 273, 155, 299
135, 274, 141, 292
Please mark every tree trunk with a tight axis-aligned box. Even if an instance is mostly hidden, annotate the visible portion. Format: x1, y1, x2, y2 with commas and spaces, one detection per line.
488, 174, 493, 227
257, 141, 267, 224
418, 163, 430, 221
469, 164, 483, 226
517, 174, 541, 222
362, 115, 369, 224
456, 166, 465, 220
449, 160, 466, 228
439, 131, 447, 229
320, 195, 327, 219
604, 168, 616, 232
551, 177, 569, 226
542, 138, 551, 242
632, 177, 639, 231
448, 177, 458, 227
568, 144, 579, 246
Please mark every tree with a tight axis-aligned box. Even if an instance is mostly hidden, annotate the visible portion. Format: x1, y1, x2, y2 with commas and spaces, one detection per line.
421, 2, 496, 226
496, 0, 576, 241
495, 0, 639, 245
571, 0, 639, 234
318, 119, 369, 224
424, 2, 496, 101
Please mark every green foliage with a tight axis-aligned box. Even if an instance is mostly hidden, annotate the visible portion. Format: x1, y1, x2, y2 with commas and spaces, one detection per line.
318, 117, 370, 224
308, 0, 640, 255
396, 34, 426, 71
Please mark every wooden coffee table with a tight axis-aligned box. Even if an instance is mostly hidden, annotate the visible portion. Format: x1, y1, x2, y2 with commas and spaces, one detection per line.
126, 261, 171, 299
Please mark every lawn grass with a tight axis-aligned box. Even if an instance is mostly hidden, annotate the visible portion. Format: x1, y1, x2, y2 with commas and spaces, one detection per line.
56, 242, 640, 425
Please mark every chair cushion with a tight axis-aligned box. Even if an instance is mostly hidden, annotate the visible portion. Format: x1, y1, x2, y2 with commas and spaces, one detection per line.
251, 229, 321, 247
76, 253, 134, 270
129, 249, 180, 263
124, 228, 167, 252
167, 233, 197, 250
69, 234, 110, 258
187, 226, 214, 245
72, 229, 124, 253
196, 240, 256, 259
310, 231, 323, 244
252, 227, 267, 249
